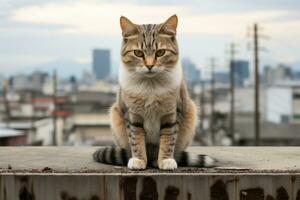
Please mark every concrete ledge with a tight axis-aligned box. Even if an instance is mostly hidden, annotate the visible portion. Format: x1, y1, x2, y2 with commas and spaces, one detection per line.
1, 147, 300, 174
0, 147, 300, 199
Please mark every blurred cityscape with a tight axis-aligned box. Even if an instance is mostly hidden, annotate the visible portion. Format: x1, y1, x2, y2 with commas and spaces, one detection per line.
1, 0, 300, 147
1, 40, 300, 147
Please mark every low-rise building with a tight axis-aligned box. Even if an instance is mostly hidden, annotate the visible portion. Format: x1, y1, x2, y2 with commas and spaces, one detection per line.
0, 128, 26, 146
266, 83, 300, 124
0, 118, 65, 146
67, 113, 114, 146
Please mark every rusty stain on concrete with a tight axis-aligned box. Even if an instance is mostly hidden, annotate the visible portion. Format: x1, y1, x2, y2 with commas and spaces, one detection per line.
60, 191, 100, 200
240, 188, 264, 200
276, 187, 289, 200
296, 190, 300, 200
19, 176, 29, 183
139, 177, 158, 200
239, 186, 291, 200
210, 180, 229, 200
60, 192, 78, 200
187, 192, 191, 200
266, 195, 275, 200
19, 186, 35, 200
18, 176, 35, 200
122, 176, 137, 200
41, 167, 52, 172
90, 195, 100, 200
164, 186, 179, 200
3, 185, 7, 200
291, 176, 296, 183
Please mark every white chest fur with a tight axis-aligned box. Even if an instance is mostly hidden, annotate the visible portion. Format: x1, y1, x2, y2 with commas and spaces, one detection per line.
118, 64, 183, 144
119, 63, 182, 96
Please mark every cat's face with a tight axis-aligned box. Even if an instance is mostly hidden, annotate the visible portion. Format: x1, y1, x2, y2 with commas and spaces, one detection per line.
120, 15, 179, 77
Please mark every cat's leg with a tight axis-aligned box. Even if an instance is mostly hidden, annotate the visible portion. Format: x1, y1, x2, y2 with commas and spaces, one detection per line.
158, 113, 178, 170
127, 112, 147, 170
175, 99, 198, 153
110, 103, 129, 149
174, 100, 216, 167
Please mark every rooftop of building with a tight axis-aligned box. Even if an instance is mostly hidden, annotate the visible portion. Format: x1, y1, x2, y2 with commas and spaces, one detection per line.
0, 146, 300, 174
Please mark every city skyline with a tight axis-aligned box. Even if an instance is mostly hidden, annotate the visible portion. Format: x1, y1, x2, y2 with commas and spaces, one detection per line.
1, 0, 300, 77
93, 49, 110, 80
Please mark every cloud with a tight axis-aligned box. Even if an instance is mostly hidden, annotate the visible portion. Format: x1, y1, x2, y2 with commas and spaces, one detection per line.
9, 1, 184, 36
2, 0, 300, 72
9, 0, 300, 38
0, 54, 55, 75
75, 56, 91, 64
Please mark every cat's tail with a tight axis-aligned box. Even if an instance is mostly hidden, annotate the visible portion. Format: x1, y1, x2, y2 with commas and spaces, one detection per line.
93, 146, 130, 166
93, 147, 216, 168
176, 151, 216, 167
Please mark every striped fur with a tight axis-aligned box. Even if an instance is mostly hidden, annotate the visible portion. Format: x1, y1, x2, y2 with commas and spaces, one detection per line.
93, 15, 216, 170
93, 147, 129, 166
93, 146, 215, 167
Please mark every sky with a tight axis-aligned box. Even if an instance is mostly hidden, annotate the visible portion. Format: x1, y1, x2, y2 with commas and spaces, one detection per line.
0, 0, 300, 78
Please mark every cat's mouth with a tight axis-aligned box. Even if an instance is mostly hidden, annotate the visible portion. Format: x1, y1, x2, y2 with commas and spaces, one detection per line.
135, 66, 162, 77
144, 70, 158, 77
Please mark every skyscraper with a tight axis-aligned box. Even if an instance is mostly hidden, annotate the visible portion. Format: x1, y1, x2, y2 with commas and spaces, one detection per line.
263, 64, 293, 85
92, 49, 111, 80
232, 60, 250, 87
182, 58, 201, 84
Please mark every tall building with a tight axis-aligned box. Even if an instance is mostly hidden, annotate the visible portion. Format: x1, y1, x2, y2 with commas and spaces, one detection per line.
263, 64, 293, 86
215, 71, 229, 85
11, 74, 30, 91
30, 71, 48, 91
232, 60, 250, 87
182, 58, 201, 84
92, 49, 111, 80
80, 70, 96, 86
293, 71, 300, 80
0, 75, 4, 92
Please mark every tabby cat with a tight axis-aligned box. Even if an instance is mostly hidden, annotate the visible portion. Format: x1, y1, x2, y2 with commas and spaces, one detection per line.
93, 15, 215, 170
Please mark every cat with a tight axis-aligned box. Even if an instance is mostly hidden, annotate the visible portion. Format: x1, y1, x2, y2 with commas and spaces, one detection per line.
93, 15, 215, 170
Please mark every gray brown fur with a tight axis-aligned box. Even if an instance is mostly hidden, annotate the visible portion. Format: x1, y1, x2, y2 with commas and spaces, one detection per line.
93, 15, 215, 170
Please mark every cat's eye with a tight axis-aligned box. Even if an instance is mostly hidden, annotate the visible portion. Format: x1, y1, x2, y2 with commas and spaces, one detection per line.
156, 49, 166, 57
134, 50, 144, 57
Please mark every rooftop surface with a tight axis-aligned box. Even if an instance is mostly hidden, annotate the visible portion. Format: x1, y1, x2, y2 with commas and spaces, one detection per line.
1, 147, 300, 175
0, 128, 24, 138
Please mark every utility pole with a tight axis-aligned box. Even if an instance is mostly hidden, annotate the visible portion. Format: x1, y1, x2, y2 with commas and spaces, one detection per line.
247, 23, 267, 146
229, 43, 237, 145
52, 70, 57, 146
210, 58, 216, 144
30, 91, 36, 135
253, 24, 260, 146
199, 81, 205, 134
2, 80, 10, 127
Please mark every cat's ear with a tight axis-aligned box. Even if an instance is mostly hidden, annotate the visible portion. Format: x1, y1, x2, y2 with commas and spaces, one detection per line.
120, 16, 139, 38
159, 15, 178, 36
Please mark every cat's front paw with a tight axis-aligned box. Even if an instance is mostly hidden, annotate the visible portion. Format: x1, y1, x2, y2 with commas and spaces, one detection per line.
128, 158, 147, 170
158, 158, 177, 170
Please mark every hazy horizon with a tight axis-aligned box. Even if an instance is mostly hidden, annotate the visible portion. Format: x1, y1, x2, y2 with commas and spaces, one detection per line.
1, 0, 300, 78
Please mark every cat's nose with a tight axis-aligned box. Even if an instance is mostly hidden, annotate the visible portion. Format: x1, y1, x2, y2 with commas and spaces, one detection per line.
146, 65, 154, 70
